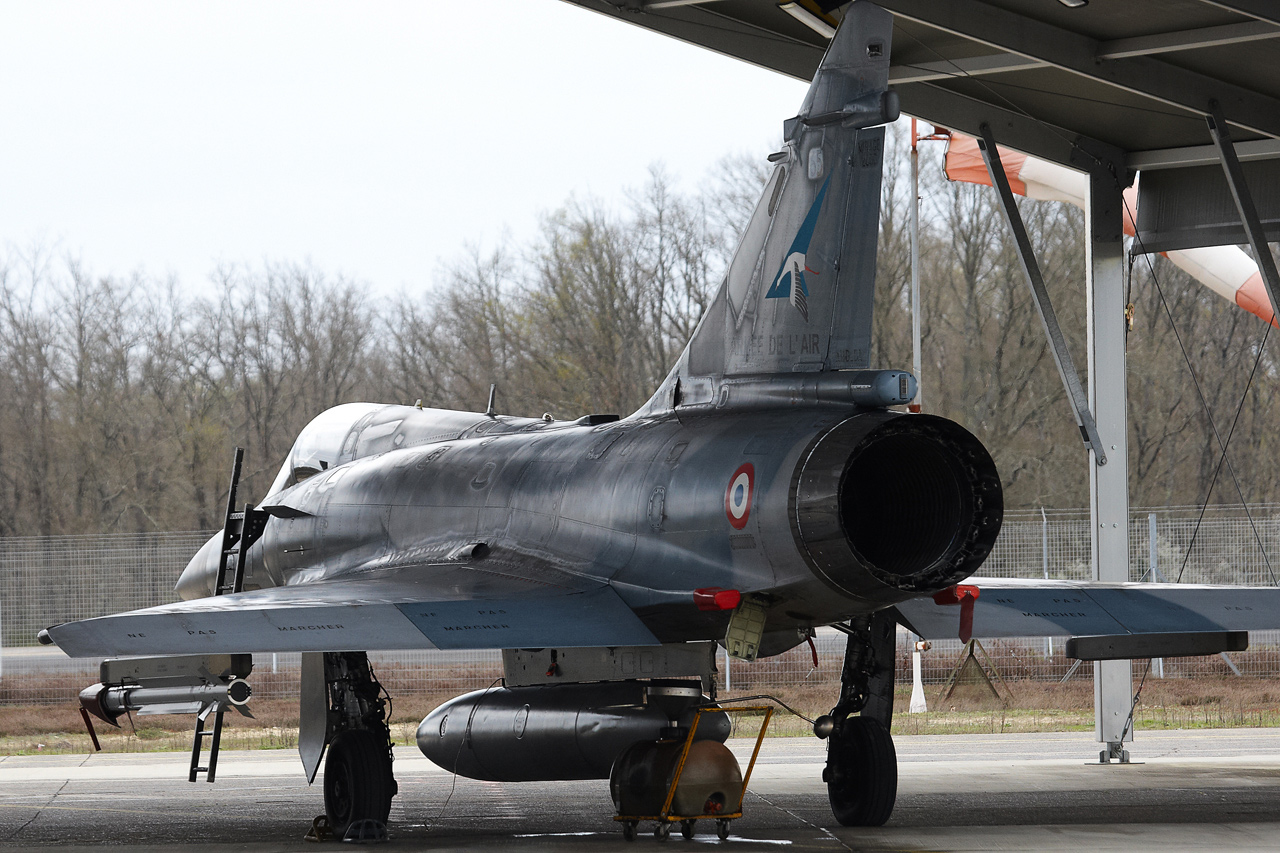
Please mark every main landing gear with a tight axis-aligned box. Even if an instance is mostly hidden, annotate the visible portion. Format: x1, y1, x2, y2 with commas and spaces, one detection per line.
319, 652, 397, 839
816, 611, 898, 827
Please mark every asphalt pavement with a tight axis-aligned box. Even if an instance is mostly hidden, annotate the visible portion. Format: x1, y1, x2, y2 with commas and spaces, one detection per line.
2, 729, 1279, 851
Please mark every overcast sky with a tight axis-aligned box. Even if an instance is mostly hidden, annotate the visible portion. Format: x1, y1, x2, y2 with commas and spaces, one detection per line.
0, 1, 810, 296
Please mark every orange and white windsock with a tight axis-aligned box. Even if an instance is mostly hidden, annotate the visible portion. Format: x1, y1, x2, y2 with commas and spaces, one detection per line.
943, 133, 1276, 329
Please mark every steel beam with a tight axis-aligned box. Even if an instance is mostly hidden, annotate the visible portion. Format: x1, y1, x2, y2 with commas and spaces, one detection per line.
1097, 21, 1280, 60
895, 23, 1280, 78
899, 84, 1126, 172
889, 53, 1044, 85
1128, 137, 1280, 171
1084, 162, 1132, 758
976, 123, 1106, 464
1200, 1, 1280, 27
874, 0, 1280, 139
1206, 102, 1280, 328
642, 0, 724, 8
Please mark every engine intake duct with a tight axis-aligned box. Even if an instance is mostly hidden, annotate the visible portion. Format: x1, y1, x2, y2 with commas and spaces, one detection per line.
792, 412, 1002, 600
417, 680, 729, 782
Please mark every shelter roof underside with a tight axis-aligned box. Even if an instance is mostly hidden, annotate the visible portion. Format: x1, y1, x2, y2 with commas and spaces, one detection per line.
564, 0, 1280, 173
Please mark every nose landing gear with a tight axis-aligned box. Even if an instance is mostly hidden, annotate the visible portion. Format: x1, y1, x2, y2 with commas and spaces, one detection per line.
303, 651, 397, 839
324, 728, 395, 836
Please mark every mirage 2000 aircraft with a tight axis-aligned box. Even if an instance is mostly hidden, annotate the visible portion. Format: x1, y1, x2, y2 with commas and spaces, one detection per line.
38, 3, 1280, 839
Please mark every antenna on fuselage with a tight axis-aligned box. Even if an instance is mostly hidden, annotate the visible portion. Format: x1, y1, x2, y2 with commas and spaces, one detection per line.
485, 384, 497, 417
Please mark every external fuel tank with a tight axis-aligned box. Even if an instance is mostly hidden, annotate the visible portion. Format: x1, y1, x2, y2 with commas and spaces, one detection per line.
417, 681, 728, 782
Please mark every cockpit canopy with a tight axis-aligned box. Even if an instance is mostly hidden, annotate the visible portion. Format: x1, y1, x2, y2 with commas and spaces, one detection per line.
265, 402, 387, 498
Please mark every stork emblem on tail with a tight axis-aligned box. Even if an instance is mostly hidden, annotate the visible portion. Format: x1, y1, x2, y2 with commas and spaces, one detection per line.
765, 176, 830, 322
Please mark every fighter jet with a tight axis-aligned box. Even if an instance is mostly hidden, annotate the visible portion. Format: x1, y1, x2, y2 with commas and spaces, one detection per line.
37, 3, 1280, 838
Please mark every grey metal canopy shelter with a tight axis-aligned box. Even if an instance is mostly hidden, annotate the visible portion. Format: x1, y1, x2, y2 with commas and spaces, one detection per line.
563, 0, 1280, 761
565, 1, 1280, 169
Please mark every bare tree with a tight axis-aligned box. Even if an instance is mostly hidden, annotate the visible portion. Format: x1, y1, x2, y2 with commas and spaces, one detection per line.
4, 150, 1280, 537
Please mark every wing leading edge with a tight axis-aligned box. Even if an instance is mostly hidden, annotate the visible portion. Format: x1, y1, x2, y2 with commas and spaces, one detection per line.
895, 577, 1280, 641
46, 576, 660, 658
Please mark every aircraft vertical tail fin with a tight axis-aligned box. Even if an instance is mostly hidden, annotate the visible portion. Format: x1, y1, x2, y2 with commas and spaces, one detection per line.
639, 3, 897, 414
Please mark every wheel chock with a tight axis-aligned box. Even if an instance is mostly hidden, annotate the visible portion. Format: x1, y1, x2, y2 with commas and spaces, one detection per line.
304, 815, 332, 843
343, 819, 389, 844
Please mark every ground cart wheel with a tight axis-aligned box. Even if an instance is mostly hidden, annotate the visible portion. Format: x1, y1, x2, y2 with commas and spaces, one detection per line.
681, 819, 696, 839
622, 820, 638, 841
655, 821, 671, 840
716, 819, 730, 840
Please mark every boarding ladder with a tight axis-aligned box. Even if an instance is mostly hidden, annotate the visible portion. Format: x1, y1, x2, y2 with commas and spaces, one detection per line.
191, 447, 269, 783
214, 447, 270, 596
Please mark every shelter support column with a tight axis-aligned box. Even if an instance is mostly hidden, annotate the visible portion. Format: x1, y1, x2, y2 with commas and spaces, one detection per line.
1085, 163, 1131, 759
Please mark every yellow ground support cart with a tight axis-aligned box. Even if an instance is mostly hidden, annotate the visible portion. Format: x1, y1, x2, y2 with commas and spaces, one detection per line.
612, 705, 774, 841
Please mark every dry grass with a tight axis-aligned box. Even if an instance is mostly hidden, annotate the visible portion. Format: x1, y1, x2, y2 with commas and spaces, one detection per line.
0, 691, 460, 756
718, 676, 1280, 738
7, 676, 1279, 757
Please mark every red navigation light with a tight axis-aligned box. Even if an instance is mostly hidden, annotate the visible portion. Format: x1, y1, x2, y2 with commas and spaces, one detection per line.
694, 587, 742, 612
931, 584, 979, 606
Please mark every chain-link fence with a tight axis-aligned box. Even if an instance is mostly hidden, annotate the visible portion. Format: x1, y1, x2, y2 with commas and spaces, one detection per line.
2, 507, 1278, 704
1, 531, 211, 650
986, 506, 1280, 586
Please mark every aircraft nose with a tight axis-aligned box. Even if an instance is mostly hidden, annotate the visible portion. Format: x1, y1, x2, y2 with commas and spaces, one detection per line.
175, 532, 222, 600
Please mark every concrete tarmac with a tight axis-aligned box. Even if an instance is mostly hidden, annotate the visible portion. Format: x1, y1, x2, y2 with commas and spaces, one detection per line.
2, 729, 1280, 852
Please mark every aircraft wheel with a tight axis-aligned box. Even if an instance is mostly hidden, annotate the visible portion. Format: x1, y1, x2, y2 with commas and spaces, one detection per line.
826, 716, 896, 827
324, 729, 394, 838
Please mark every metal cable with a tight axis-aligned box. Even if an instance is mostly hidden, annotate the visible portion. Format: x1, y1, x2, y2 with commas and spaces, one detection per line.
1121, 194, 1276, 586
712, 693, 817, 725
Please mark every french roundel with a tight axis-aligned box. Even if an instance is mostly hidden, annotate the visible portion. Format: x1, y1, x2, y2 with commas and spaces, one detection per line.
725, 463, 754, 529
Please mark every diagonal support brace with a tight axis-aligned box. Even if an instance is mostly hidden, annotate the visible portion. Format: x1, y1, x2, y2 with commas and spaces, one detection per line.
977, 123, 1107, 466
1206, 101, 1280, 330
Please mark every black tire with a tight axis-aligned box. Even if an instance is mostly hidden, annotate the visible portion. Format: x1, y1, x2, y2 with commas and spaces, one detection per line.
622, 821, 637, 842
716, 819, 730, 840
681, 819, 696, 840
825, 716, 897, 827
324, 729, 395, 838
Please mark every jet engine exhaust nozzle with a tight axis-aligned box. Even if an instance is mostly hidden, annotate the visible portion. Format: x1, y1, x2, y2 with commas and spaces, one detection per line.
792, 412, 1002, 600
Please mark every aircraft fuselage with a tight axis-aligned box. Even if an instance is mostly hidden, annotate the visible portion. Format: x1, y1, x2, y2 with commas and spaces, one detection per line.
179, 398, 1001, 652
